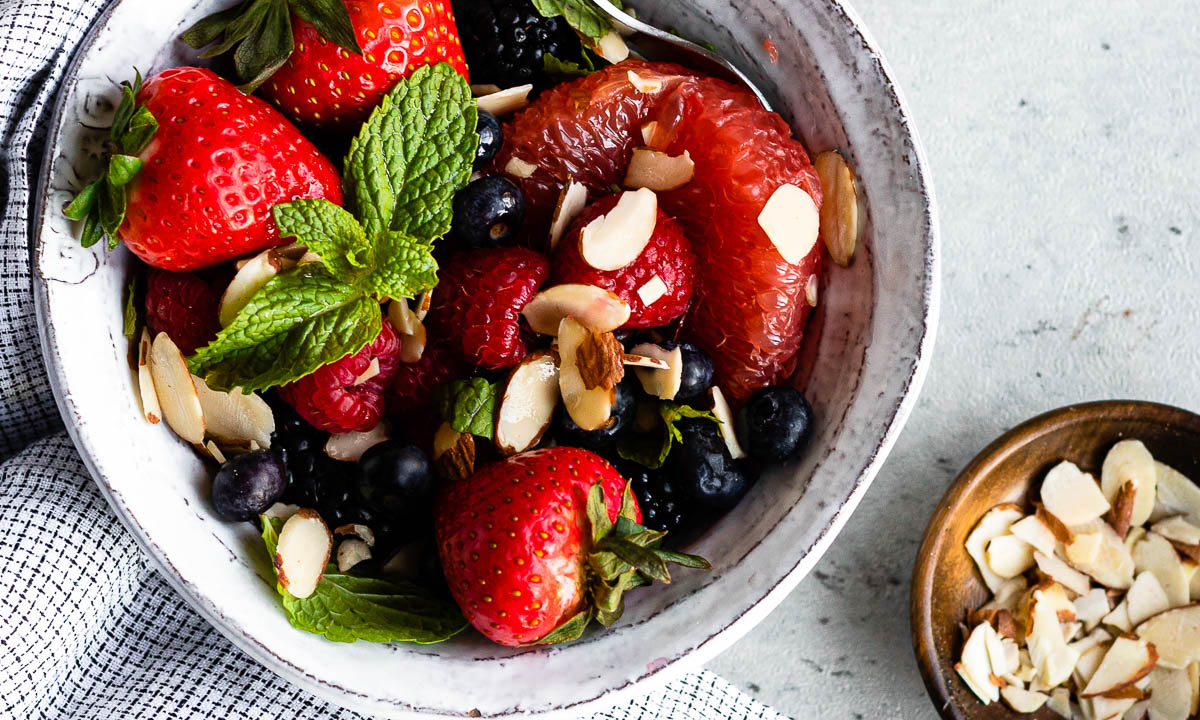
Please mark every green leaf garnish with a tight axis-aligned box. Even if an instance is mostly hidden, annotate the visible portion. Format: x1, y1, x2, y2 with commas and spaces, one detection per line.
62, 71, 157, 252
531, 0, 622, 41
435, 378, 498, 440
260, 517, 467, 644
543, 51, 596, 78
616, 401, 720, 469
187, 65, 472, 392
123, 273, 141, 339
344, 63, 477, 241
181, 0, 361, 92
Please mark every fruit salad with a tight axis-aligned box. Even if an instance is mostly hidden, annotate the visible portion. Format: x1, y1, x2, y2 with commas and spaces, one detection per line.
66, 0, 859, 648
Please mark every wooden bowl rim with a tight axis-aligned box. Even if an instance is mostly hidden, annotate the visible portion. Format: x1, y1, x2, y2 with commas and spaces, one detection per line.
909, 399, 1200, 719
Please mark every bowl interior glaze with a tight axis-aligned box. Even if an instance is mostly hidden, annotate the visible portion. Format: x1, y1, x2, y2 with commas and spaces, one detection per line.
34, 0, 937, 717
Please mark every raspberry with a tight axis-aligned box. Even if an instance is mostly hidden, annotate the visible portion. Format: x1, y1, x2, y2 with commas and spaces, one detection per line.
453, 0, 581, 89
429, 246, 549, 369
550, 194, 695, 329
144, 269, 221, 354
277, 317, 402, 433
387, 338, 469, 420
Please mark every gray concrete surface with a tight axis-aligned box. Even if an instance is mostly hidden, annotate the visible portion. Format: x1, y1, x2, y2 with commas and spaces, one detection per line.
709, 1, 1200, 717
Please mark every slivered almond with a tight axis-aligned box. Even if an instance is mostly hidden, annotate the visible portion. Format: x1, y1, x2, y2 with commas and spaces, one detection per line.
813, 150, 858, 267
324, 422, 389, 462
476, 84, 532, 116
353, 358, 382, 386
623, 148, 694, 191
636, 275, 669, 306
504, 156, 537, 178
640, 121, 661, 147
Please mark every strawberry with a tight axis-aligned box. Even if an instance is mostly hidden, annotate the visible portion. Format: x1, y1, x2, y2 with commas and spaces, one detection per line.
434, 447, 709, 646
63, 68, 342, 271
550, 193, 696, 329
143, 269, 222, 355
183, 0, 468, 130
428, 246, 549, 369
277, 315, 401, 432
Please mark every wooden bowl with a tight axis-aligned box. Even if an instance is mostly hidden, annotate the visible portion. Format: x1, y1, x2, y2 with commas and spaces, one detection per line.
910, 400, 1200, 719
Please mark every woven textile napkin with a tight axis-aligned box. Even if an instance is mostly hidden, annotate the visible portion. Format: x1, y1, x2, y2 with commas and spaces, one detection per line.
0, 0, 789, 717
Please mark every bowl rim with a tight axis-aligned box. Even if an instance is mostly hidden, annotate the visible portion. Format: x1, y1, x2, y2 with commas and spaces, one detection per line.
909, 399, 1200, 720
32, 0, 940, 716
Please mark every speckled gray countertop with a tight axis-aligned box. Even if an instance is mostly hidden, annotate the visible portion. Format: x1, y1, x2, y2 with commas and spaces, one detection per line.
709, 0, 1200, 716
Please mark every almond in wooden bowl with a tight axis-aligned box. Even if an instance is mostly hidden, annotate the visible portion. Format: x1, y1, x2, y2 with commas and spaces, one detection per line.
911, 400, 1200, 720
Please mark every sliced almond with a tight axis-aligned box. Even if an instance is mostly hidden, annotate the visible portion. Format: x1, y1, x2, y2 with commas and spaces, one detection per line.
476, 84, 533, 116
982, 575, 1029, 613
549, 179, 588, 250
1046, 687, 1073, 717
813, 150, 859, 268
219, 249, 281, 326
635, 275, 669, 307
1042, 461, 1111, 526
1136, 604, 1200, 668
1071, 628, 1115, 657
1187, 661, 1199, 714
1011, 514, 1059, 557
575, 327, 624, 391
352, 357, 382, 386
1148, 667, 1191, 720
1075, 641, 1112, 687
967, 505, 1026, 593
987, 534, 1036, 578
274, 509, 332, 599
1037, 504, 1075, 544
1132, 532, 1190, 607
388, 299, 420, 336
709, 386, 746, 461
495, 350, 559, 455
1036, 550, 1092, 596
1069, 518, 1136, 590
640, 121, 661, 147
1029, 583, 1081, 685
399, 321, 426, 363
1000, 686, 1048, 713
1076, 588, 1113, 630
629, 342, 683, 401
1068, 532, 1104, 565
263, 502, 299, 521
1080, 636, 1158, 697
521, 283, 631, 336
333, 523, 375, 547
960, 623, 1000, 703
324, 422, 389, 462
204, 440, 227, 464
559, 317, 620, 431
137, 328, 161, 424
298, 250, 323, 265
1154, 462, 1200, 527
432, 422, 475, 482
757, 183, 820, 265
623, 148, 694, 191
504, 155, 537, 179
414, 289, 433, 322
626, 69, 663, 93
1104, 598, 1134, 633
1102, 440, 1158, 528
1153, 516, 1200, 546
336, 538, 372, 572
590, 30, 629, 63
623, 353, 670, 370
580, 188, 657, 271
193, 376, 274, 448
149, 333, 205, 444
1111, 480, 1137, 540
471, 83, 502, 96
1127, 571, 1172, 626
805, 275, 819, 307
986, 625, 1019, 675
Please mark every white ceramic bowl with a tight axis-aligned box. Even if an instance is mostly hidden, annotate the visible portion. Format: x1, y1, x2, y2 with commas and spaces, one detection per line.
33, 0, 938, 716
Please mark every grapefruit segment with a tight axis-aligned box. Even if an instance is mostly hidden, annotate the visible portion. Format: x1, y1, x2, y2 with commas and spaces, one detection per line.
490, 60, 823, 400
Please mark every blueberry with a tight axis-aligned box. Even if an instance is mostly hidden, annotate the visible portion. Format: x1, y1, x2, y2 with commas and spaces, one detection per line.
669, 418, 747, 509
211, 451, 288, 521
619, 461, 690, 533
673, 343, 713, 401
357, 442, 434, 516
553, 379, 636, 453
736, 386, 813, 463
474, 111, 503, 169
450, 176, 525, 248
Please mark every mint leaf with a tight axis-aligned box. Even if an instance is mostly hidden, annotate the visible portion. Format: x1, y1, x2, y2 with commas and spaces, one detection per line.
273, 199, 374, 281
617, 401, 719, 469
187, 265, 381, 392
531, 0, 614, 40
435, 378, 498, 440
123, 273, 140, 339
343, 64, 476, 241
544, 52, 595, 78
361, 231, 438, 300
261, 517, 466, 644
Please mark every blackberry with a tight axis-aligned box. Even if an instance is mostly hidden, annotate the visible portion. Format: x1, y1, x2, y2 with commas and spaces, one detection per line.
454, 0, 583, 88
266, 393, 364, 528
619, 461, 689, 534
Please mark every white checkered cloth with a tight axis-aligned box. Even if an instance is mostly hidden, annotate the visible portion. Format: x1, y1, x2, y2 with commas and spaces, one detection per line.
0, 1, 790, 717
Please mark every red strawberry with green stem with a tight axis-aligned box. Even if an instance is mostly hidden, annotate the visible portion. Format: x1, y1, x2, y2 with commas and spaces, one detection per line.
183, 0, 468, 130
434, 446, 710, 647
63, 67, 342, 271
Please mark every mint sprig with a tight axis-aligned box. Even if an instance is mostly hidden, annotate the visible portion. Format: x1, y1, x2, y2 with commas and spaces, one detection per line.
544, 51, 596, 78
261, 517, 467, 644
435, 378, 499, 440
531, 0, 623, 41
187, 64, 473, 392
617, 401, 720, 469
